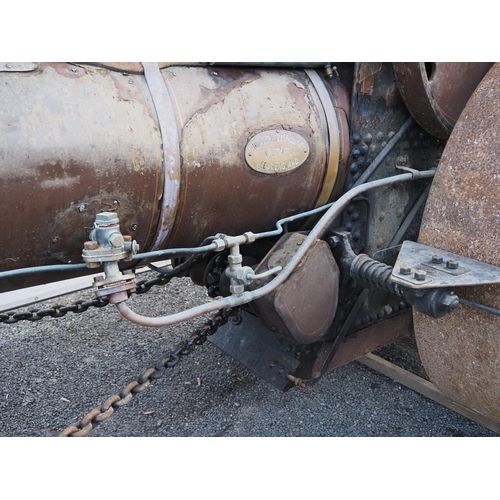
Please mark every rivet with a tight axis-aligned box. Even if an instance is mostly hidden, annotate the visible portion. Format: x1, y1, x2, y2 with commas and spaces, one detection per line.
376, 132, 384, 142
6, 64, 12, 69
364, 133, 373, 144
71, 68, 77, 73
352, 133, 361, 144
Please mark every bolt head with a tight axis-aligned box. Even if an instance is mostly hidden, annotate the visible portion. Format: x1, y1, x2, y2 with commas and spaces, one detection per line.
414, 269, 427, 281
109, 233, 124, 248
95, 212, 119, 226
440, 293, 459, 311
447, 260, 459, 270
400, 264, 412, 275
431, 254, 443, 264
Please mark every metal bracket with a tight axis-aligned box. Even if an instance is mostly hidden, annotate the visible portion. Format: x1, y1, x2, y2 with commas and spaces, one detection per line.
391, 240, 500, 289
0, 62, 37, 72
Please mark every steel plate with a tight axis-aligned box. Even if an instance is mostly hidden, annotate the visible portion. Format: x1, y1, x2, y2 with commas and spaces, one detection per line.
414, 63, 500, 423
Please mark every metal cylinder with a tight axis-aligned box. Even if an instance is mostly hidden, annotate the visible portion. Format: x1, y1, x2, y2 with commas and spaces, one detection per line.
0, 63, 349, 291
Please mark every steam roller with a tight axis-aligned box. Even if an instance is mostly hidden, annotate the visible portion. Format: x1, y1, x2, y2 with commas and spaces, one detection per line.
414, 63, 500, 423
1, 62, 499, 432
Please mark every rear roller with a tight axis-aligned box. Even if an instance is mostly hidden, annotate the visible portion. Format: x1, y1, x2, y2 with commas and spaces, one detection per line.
414, 63, 500, 423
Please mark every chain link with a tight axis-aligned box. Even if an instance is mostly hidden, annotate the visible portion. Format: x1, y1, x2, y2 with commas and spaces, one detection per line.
59, 307, 240, 437
0, 272, 173, 324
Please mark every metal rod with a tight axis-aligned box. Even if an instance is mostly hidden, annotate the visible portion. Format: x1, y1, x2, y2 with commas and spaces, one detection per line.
459, 298, 500, 317
352, 116, 415, 188
115, 170, 436, 327
389, 184, 431, 247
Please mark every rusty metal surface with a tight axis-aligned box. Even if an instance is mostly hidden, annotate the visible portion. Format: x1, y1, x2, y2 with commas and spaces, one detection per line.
141, 62, 181, 251
393, 62, 493, 139
163, 66, 347, 249
414, 63, 500, 423
325, 312, 411, 372
0, 64, 347, 292
250, 232, 340, 344
305, 69, 340, 207
0, 63, 164, 292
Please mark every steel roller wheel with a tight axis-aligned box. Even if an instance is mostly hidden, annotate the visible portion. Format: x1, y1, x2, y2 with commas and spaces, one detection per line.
414, 63, 500, 423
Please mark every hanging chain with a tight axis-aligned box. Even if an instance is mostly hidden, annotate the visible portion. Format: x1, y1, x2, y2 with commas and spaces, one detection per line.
59, 307, 240, 437
0, 272, 173, 324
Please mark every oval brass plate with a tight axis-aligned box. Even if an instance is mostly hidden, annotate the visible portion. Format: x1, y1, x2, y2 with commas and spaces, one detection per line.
245, 130, 310, 174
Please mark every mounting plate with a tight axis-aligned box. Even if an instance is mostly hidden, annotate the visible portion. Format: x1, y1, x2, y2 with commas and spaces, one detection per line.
391, 240, 500, 289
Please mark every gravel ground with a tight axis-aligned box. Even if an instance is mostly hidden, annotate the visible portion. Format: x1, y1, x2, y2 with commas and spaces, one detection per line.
0, 274, 496, 437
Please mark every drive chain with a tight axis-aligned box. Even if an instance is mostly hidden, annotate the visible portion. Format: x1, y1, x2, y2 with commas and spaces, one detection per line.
59, 306, 240, 437
0, 272, 172, 324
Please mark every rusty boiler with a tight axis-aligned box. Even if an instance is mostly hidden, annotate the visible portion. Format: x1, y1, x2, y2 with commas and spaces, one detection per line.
0, 62, 349, 293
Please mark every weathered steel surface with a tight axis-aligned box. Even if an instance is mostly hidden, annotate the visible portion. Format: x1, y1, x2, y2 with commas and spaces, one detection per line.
0, 63, 164, 291
414, 63, 500, 423
250, 232, 340, 344
0, 64, 347, 292
393, 62, 493, 139
163, 66, 348, 249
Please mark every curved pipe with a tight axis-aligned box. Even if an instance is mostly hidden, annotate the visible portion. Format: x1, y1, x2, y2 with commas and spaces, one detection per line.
115, 169, 436, 327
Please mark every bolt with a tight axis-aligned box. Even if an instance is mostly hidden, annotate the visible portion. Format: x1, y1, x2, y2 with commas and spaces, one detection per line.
431, 254, 443, 264
71, 68, 77, 73
414, 269, 427, 281
52, 236, 59, 244
84, 241, 99, 250
6, 64, 12, 69
400, 264, 412, 275
447, 260, 459, 270
95, 212, 119, 225
109, 233, 124, 248
440, 292, 459, 312
78, 204, 86, 212
130, 223, 138, 231
364, 133, 373, 144
328, 235, 341, 248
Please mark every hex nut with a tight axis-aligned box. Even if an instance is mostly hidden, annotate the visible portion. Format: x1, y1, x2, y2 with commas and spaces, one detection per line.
440, 293, 459, 311
414, 269, 427, 281
447, 260, 459, 269
431, 254, 443, 264
400, 264, 412, 275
